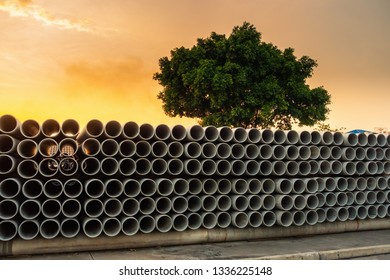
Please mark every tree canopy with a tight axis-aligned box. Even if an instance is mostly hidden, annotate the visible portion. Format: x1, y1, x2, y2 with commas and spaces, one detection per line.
153, 22, 331, 129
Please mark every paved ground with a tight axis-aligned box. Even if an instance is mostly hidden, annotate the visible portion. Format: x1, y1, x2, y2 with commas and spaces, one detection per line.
3, 229, 390, 260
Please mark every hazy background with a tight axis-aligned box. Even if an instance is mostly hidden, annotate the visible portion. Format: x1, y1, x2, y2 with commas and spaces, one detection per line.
0, 0, 389, 131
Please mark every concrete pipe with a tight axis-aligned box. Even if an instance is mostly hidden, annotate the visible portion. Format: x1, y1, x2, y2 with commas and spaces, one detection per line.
324, 207, 338, 222
260, 129, 273, 144
201, 195, 218, 212
59, 138, 78, 157
102, 120, 122, 139
298, 146, 311, 161
18, 220, 40, 240
316, 208, 326, 223
275, 211, 293, 227
355, 147, 366, 161
138, 215, 156, 233
385, 148, 390, 161
122, 198, 139, 216
0, 220, 18, 241
305, 210, 319, 225
231, 195, 249, 212
367, 205, 378, 219
356, 205, 369, 220
332, 132, 344, 146
139, 178, 157, 197
375, 147, 385, 160
305, 194, 319, 210
216, 195, 232, 211
346, 206, 357, 220
365, 191, 377, 205
201, 212, 217, 229
376, 134, 387, 147
272, 130, 286, 145
335, 177, 348, 192
365, 147, 376, 161
135, 140, 152, 157
171, 196, 188, 214
184, 159, 202, 176
346, 192, 354, 206
231, 212, 249, 228
285, 130, 299, 145
184, 142, 202, 158
38, 158, 58, 177
286, 161, 299, 176
341, 147, 355, 161
17, 139, 38, 159
121, 217, 139, 236
139, 197, 156, 215
138, 123, 154, 141
201, 142, 217, 158
100, 139, 119, 157
248, 195, 262, 211
230, 143, 245, 159
354, 191, 366, 205
231, 178, 248, 194
151, 141, 168, 158
324, 191, 337, 207
60, 218, 80, 238
0, 155, 17, 175
20, 199, 41, 220
217, 126, 233, 142
40, 219, 60, 239
186, 125, 205, 142
316, 193, 326, 208
320, 131, 333, 145
272, 145, 287, 160
292, 210, 306, 226
81, 157, 100, 176
342, 162, 356, 176
310, 131, 322, 145
258, 144, 272, 160
335, 192, 348, 206
202, 178, 218, 195
329, 160, 343, 175
122, 121, 139, 140
187, 195, 202, 212
17, 159, 38, 179
21, 119, 40, 139
232, 127, 248, 143
155, 197, 172, 214
167, 159, 184, 176
0, 134, 18, 154
272, 161, 287, 176
365, 161, 378, 175
298, 161, 311, 176
84, 179, 104, 198
172, 214, 188, 232
215, 160, 231, 176
292, 195, 306, 211
244, 160, 259, 176
261, 211, 277, 227
247, 211, 262, 228
61, 199, 81, 218
41, 119, 61, 138
80, 138, 100, 157
0, 178, 21, 199
216, 211, 232, 228
167, 141, 184, 158
298, 131, 311, 145
84, 199, 104, 218
42, 199, 61, 219
375, 191, 387, 204
275, 195, 294, 211
330, 146, 342, 160
355, 162, 366, 176
218, 178, 232, 195
343, 133, 358, 146
104, 179, 123, 198
275, 178, 293, 194
248, 178, 262, 194
244, 144, 260, 160
377, 177, 388, 190
376, 205, 387, 218
118, 140, 136, 157
290, 178, 305, 194
246, 128, 261, 144
77, 119, 104, 143
346, 178, 356, 192
203, 125, 219, 142
118, 158, 136, 176
38, 138, 58, 157
376, 162, 385, 175
42, 179, 63, 199
170, 124, 187, 141
155, 214, 173, 233
83, 218, 103, 238
286, 145, 299, 160
357, 133, 368, 147
201, 159, 217, 176
324, 177, 337, 192
156, 178, 174, 196
102, 217, 121, 237
316, 177, 326, 192
151, 158, 168, 176
319, 146, 331, 160
216, 143, 231, 159
59, 158, 78, 176
309, 160, 320, 175
187, 213, 202, 230
260, 178, 275, 194
135, 158, 152, 176
0, 199, 18, 219
261, 194, 276, 211
384, 162, 390, 174
61, 119, 80, 138
188, 178, 202, 195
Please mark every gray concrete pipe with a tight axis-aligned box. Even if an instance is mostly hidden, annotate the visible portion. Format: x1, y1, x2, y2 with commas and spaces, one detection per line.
231, 212, 249, 228
0, 178, 21, 199
23, 179, 44, 199
232, 127, 248, 143
41, 119, 61, 139
167, 141, 184, 158
61, 199, 81, 218
121, 217, 139, 236
60, 218, 80, 238
216, 211, 232, 228
246, 128, 261, 144
0, 155, 18, 175
118, 158, 136, 176
0, 220, 18, 241
201, 142, 217, 158
61, 119, 80, 138
0, 115, 20, 137
0, 134, 19, 154
122, 121, 139, 140
18, 220, 40, 240
83, 218, 103, 238
102, 217, 122, 237
104, 120, 122, 139
203, 125, 219, 142
100, 139, 119, 157
21, 119, 41, 139
17, 159, 38, 179
0, 199, 19, 220
17, 139, 38, 159
20, 200, 42, 220
41, 199, 62, 218
40, 219, 61, 239
186, 125, 205, 142
169, 124, 187, 141
217, 126, 233, 142
77, 119, 104, 143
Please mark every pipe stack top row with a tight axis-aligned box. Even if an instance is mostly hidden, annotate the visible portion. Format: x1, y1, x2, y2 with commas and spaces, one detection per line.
0, 114, 390, 242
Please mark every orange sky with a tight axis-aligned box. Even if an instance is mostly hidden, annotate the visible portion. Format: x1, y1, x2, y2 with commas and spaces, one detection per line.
0, 0, 389, 131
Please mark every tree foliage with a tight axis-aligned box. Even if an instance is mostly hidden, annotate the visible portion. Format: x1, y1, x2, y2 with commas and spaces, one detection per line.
154, 22, 331, 129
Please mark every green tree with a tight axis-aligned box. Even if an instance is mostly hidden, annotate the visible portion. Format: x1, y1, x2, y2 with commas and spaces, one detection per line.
154, 22, 331, 129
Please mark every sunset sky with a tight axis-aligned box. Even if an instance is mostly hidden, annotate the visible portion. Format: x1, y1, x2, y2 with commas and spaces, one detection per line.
0, 0, 389, 131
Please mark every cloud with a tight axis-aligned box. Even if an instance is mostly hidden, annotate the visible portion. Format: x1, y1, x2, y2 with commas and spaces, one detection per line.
0, 0, 92, 32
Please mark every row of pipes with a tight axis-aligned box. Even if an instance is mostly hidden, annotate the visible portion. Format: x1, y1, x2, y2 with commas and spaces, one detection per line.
0, 114, 389, 243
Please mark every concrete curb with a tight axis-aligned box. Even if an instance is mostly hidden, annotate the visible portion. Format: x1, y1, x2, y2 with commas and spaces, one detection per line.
245, 244, 390, 260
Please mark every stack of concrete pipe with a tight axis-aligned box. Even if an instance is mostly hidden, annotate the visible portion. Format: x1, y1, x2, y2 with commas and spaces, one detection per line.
0, 114, 390, 242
